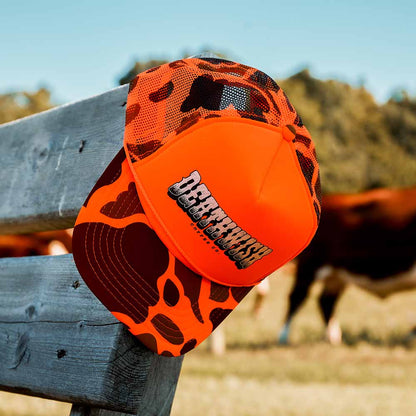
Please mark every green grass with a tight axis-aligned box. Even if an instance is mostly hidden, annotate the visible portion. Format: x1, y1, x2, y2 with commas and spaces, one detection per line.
3, 265, 416, 416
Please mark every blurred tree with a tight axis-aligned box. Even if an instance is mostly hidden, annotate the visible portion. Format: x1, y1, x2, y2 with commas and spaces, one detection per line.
0, 88, 54, 124
118, 59, 169, 85
280, 70, 416, 193
382, 94, 416, 155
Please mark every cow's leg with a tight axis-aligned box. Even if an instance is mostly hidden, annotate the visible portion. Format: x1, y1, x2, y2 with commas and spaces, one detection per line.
318, 274, 346, 345
252, 277, 270, 319
208, 326, 226, 355
278, 258, 319, 344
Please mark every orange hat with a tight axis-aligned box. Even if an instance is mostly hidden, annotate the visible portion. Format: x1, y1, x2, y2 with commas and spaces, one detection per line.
72, 57, 321, 356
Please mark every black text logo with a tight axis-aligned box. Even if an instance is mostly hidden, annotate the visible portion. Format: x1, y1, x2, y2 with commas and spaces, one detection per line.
168, 171, 272, 269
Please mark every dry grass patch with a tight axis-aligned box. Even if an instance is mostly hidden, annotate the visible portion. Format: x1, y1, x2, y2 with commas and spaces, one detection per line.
3, 268, 416, 415
172, 378, 416, 416
0, 392, 70, 416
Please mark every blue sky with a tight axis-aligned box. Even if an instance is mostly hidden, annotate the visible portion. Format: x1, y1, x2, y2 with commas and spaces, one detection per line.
1, 0, 415, 104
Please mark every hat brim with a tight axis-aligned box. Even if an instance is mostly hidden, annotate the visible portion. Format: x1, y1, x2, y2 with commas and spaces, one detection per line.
73, 148, 252, 356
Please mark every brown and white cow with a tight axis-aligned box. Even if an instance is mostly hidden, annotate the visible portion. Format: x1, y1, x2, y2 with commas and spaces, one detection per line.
278, 187, 416, 344
0, 230, 73, 258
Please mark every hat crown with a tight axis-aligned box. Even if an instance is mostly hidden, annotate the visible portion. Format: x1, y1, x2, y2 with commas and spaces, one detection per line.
125, 57, 321, 226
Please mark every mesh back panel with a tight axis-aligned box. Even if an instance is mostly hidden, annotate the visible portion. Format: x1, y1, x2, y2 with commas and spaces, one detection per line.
124, 57, 321, 221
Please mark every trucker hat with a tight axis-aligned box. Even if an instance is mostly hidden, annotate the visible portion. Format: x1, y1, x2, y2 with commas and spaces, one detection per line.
72, 56, 321, 356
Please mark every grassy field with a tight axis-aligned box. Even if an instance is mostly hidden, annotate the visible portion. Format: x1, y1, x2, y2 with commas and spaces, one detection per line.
2, 265, 416, 416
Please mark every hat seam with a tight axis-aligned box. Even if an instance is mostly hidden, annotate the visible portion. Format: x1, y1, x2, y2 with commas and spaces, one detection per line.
94, 208, 242, 317
127, 116, 288, 168
275, 143, 318, 266
255, 131, 285, 200
88, 222, 149, 322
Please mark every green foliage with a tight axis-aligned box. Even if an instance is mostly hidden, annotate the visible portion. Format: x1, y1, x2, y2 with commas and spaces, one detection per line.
117, 49, 229, 85
383, 94, 416, 155
118, 59, 169, 85
0, 88, 54, 125
280, 70, 416, 193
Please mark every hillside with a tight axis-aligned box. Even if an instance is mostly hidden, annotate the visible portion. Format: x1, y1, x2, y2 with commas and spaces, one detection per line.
280, 70, 416, 193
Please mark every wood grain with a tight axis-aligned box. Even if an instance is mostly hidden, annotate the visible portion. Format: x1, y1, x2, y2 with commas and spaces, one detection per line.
0, 85, 128, 235
0, 254, 183, 414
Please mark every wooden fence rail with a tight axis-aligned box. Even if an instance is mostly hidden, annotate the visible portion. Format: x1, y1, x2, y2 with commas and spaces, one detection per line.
0, 85, 128, 234
0, 86, 183, 416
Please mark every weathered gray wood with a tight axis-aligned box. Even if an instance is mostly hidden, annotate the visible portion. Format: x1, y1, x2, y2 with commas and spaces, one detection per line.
0, 254, 183, 414
70, 403, 176, 416
0, 85, 128, 235
69, 404, 128, 416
